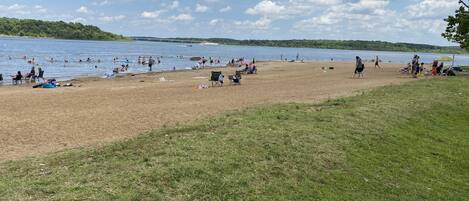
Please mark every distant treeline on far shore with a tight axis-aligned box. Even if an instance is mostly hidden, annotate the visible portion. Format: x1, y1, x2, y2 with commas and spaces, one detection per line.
0, 17, 128, 41
132, 36, 466, 54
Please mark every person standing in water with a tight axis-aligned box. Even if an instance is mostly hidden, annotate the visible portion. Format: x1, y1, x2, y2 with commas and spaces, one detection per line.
375, 56, 381, 68
148, 56, 155, 72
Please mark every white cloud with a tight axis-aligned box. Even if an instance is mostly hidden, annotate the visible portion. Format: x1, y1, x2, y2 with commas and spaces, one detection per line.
209, 18, 223, 25
170, 1, 179, 9
407, 0, 458, 19
288, 0, 459, 44
246, 1, 285, 15
170, 13, 194, 22
141, 10, 162, 18
71, 17, 87, 23
34, 5, 47, 13
76, 6, 90, 14
92, 0, 109, 6
100, 15, 126, 22
7, 4, 26, 10
235, 17, 272, 30
195, 4, 209, 13
219, 6, 231, 13
0, 4, 48, 15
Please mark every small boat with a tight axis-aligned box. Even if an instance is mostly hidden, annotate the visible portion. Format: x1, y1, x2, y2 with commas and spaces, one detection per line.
190, 56, 202, 61
200, 42, 219, 46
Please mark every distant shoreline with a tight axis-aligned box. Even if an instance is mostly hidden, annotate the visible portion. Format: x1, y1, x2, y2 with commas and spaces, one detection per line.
0, 34, 462, 54
132, 37, 467, 55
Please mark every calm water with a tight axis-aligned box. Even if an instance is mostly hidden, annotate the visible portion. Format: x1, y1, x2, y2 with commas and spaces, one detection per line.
1, 37, 468, 81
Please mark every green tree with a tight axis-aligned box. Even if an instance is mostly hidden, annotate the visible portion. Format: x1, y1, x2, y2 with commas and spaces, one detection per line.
0, 17, 128, 41
442, 2, 469, 50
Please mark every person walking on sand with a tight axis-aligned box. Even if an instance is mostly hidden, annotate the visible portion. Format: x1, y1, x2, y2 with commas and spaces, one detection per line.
354, 56, 365, 78
375, 56, 381, 68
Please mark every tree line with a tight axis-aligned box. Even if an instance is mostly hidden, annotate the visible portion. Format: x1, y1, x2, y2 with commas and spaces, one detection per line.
0, 17, 127, 41
133, 37, 466, 54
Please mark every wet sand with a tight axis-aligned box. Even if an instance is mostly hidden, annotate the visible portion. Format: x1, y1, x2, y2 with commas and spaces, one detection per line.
0, 61, 413, 161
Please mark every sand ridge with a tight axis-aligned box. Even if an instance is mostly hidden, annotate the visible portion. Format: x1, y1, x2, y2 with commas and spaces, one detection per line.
0, 61, 413, 161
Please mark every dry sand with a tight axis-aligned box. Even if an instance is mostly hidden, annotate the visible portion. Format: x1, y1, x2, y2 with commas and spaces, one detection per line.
0, 61, 413, 161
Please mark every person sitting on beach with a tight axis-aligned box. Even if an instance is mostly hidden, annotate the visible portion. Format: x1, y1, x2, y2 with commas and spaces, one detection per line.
244, 64, 249, 73
247, 65, 257, 74
401, 63, 411, 73
218, 73, 225, 86
25, 67, 36, 81
251, 65, 257, 74
437, 62, 444, 75
113, 67, 119, 75
12, 71, 23, 85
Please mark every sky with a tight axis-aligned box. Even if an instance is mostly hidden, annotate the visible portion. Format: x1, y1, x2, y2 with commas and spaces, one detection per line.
0, 0, 463, 46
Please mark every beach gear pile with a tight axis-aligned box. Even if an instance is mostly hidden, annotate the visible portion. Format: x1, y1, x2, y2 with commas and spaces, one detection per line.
32, 79, 73, 89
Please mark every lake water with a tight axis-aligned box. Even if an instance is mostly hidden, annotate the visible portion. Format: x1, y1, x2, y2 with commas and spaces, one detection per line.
1, 37, 468, 81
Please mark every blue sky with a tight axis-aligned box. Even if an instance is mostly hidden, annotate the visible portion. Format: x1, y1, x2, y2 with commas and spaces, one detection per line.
0, 0, 462, 45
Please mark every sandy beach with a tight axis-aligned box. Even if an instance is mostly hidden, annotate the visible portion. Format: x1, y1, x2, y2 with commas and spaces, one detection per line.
0, 61, 413, 161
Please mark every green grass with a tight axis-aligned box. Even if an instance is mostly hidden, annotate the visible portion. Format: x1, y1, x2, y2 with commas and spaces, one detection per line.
1, 77, 469, 200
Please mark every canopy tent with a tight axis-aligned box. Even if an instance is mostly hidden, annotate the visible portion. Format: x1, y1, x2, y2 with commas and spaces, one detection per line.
436, 56, 453, 62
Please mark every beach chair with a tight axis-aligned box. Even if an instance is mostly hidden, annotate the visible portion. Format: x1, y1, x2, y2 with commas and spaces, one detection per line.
210, 71, 223, 87
12, 75, 23, 85
36, 70, 45, 82
25, 74, 38, 83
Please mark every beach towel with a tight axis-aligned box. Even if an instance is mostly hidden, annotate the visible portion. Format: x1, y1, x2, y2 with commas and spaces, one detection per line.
42, 83, 57, 89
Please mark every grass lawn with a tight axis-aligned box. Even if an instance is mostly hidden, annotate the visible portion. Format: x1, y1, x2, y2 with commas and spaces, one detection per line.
1, 77, 469, 200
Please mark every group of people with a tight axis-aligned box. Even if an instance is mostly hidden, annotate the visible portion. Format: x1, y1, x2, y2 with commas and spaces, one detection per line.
412, 55, 424, 78
355, 54, 456, 79
138, 56, 161, 67
242, 64, 258, 74
107, 56, 163, 76
431, 60, 446, 76
11, 67, 45, 85
195, 57, 222, 68
400, 55, 448, 77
